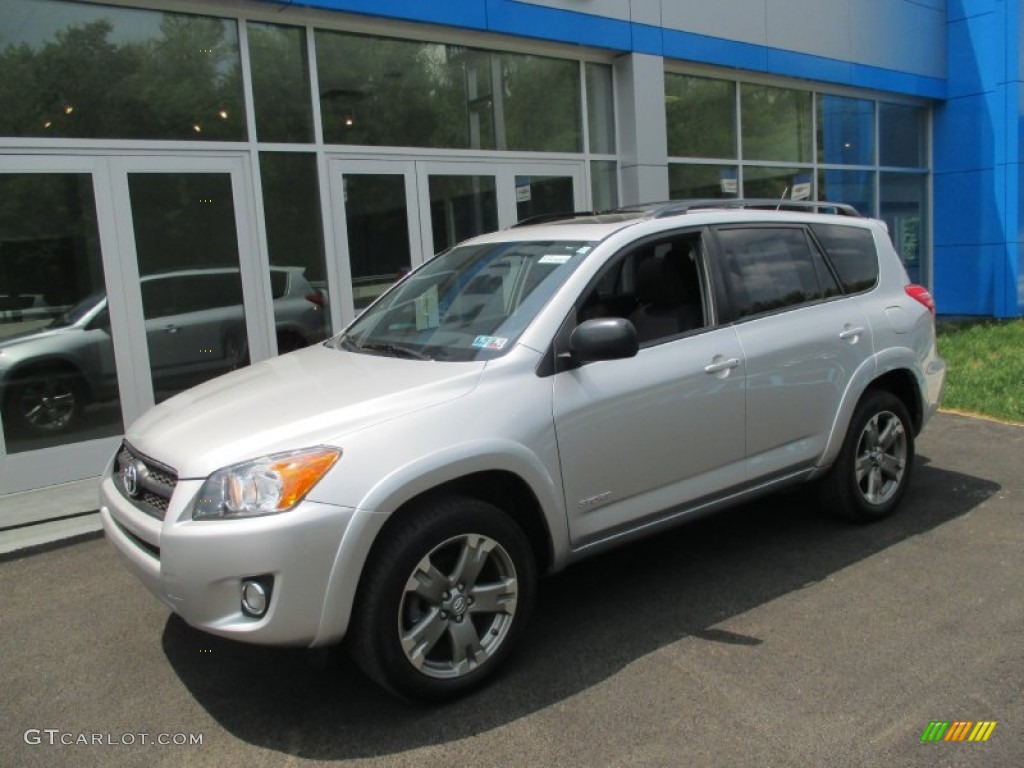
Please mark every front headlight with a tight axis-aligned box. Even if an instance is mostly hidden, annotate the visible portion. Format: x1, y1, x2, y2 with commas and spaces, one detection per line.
192, 446, 341, 520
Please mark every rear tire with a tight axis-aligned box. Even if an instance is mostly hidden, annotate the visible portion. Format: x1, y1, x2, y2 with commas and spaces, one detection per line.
818, 389, 914, 522
348, 495, 536, 702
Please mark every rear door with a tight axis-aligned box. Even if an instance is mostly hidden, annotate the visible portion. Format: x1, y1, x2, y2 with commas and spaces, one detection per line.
709, 224, 873, 480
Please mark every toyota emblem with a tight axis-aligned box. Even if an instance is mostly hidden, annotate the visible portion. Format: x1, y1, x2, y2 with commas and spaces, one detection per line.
122, 462, 140, 497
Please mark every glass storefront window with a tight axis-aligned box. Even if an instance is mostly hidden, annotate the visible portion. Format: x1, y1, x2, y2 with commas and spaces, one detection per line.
515, 175, 576, 221
879, 103, 928, 168
260, 153, 330, 350
817, 95, 874, 166
315, 31, 581, 152
817, 169, 875, 216
0, 173, 124, 453
666, 74, 737, 159
743, 166, 811, 199
591, 160, 619, 209
741, 84, 812, 163
669, 164, 739, 199
586, 63, 616, 154
0, 0, 245, 141
501, 53, 581, 152
881, 172, 928, 284
248, 22, 314, 144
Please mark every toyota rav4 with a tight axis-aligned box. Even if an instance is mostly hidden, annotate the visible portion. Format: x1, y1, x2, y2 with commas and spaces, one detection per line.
100, 200, 946, 701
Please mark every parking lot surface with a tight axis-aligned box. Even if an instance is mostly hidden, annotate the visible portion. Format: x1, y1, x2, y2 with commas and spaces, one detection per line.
1, 412, 1021, 767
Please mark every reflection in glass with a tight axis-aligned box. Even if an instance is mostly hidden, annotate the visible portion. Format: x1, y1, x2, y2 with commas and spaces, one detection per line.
666, 74, 736, 159
427, 176, 498, 254
879, 103, 928, 168
343, 175, 413, 310
127, 174, 249, 403
743, 166, 810, 200
316, 30, 581, 152
591, 160, 619, 210
0, 173, 123, 453
881, 172, 928, 284
0, 0, 244, 141
248, 22, 314, 143
817, 95, 874, 166
260, 153, 330, 351
741, 84, 812, 162
515, 176, 575, 222
817, 169, 875, 216
670, 164, 739, 199
586, 63, 616, 154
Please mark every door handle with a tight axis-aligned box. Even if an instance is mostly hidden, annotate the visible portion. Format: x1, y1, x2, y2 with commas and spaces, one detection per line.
163, 324, 178, 334
839, 325, 865, 341
704, 356, 740, 375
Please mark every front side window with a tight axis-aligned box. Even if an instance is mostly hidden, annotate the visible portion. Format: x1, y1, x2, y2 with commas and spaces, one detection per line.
715, 227, 828, 319
577, 234, 707, 345
336, 240, 594, 361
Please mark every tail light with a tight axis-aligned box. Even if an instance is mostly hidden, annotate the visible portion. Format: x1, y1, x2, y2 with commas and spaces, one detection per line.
905, 284, 935, 315
305, 291, 324, 308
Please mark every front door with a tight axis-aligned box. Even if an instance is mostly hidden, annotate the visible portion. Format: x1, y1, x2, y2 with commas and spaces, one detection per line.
551, 231, 747, 549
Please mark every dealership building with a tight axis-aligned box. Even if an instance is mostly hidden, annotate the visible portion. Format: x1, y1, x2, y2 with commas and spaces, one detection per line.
0, 0, 1020, 540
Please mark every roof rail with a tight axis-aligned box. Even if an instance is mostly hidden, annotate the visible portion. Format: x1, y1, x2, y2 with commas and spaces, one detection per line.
512, 210, 597, 227
622, 198, 863, 218
509, 198, 863, 228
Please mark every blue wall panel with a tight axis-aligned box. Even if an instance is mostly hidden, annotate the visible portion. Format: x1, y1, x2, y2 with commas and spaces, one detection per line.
933, 244, 1004, 314
933, 0, 1023, 316
280, 0, 946, 99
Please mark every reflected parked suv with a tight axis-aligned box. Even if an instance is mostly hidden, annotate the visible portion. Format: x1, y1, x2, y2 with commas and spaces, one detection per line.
100, 200, 945, 702
0, 266, 326, 437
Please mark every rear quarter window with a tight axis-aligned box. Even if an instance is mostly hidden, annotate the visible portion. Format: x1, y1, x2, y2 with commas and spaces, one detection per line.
810, 223, 879, 294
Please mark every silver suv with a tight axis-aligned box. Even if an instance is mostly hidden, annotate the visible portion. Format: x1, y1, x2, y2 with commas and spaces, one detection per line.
100, 201, 946, 701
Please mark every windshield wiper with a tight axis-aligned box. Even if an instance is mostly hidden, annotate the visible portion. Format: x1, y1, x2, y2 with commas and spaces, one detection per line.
339, 338, 432, 360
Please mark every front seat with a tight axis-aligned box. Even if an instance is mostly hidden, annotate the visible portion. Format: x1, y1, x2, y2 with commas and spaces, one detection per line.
628, 249, 701, 343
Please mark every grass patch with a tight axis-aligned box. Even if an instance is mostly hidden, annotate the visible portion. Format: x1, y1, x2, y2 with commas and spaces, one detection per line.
936, 318, 1024, 423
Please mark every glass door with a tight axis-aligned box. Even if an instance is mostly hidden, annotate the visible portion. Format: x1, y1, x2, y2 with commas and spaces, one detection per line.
0, 156, 128, 499
329, 158, 585, 321
328, 160, 423, 318
110, 156, 267, 407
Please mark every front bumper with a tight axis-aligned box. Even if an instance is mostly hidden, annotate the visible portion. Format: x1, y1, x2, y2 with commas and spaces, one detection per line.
100, 473, 356, 646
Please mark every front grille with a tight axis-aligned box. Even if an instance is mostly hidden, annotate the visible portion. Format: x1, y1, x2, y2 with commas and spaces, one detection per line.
113, 442, 178, 520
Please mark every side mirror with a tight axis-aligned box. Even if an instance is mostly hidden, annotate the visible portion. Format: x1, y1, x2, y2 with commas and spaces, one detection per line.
568, 318, 639, 363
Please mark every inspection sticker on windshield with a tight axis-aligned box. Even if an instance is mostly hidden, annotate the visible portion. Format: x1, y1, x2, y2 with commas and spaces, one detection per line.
472, 335, 509, 350
539, 254, 572, 265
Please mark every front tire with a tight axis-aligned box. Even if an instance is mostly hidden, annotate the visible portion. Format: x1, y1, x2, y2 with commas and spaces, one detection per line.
348, 495, 536, 702
4, 367, 84, 435
819, 389, 914, 522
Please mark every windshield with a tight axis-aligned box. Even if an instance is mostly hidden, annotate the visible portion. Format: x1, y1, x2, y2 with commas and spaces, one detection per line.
334, 239, 595, 361
48, 291, 105, 329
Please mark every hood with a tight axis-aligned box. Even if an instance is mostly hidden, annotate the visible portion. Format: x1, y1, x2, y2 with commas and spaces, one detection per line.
126, 344, 485, 478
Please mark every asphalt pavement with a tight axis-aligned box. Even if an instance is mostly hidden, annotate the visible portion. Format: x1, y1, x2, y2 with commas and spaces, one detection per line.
1, 412, 1021, 767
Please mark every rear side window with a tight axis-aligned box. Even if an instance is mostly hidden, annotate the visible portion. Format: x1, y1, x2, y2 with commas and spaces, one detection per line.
811, 224, 879, 294
715, 227, 825, 319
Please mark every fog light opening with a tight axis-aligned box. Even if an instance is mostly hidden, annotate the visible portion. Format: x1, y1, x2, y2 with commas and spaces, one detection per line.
241, 577, 273, 618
